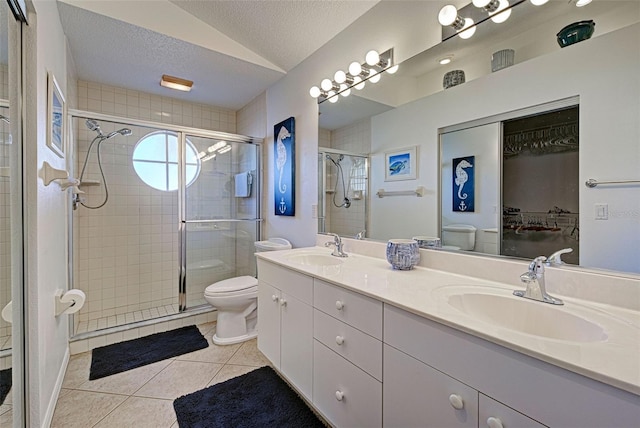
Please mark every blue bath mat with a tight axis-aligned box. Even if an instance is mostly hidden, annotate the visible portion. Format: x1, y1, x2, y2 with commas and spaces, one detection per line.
0, 368, 10, 405
173, 366, 325, 428
90, 325, 208, 380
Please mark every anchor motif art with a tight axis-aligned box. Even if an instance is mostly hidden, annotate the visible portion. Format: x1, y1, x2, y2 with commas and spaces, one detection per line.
452, 156, 475, 212
274, 117, 295, 216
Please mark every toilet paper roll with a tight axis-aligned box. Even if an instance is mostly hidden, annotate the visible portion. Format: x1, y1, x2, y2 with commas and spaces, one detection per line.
59, 289, 86, 315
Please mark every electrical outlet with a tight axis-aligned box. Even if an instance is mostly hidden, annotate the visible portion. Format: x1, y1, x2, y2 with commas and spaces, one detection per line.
595, 203, 608, 220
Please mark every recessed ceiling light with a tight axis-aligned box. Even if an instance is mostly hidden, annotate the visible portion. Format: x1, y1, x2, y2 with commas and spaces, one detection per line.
575, 0, 592, 6
439, 56, 454, 65
160, 74, 193, 92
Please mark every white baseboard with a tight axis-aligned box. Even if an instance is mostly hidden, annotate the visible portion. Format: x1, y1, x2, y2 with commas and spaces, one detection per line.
41, 347, 69, 428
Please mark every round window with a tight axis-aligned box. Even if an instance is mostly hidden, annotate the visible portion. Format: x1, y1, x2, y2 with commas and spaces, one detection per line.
132, 131, 200, 191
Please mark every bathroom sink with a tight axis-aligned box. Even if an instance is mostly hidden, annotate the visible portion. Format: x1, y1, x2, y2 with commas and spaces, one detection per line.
287, 253, 344, 267
439, 286, 608, 342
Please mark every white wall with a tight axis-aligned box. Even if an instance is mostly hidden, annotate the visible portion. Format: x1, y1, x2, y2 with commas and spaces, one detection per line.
371, 24, 640, 273
263, 1, 447, 248
24, 1, 71, 425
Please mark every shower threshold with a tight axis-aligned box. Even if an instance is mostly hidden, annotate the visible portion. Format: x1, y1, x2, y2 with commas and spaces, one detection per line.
71, 304, 216, 342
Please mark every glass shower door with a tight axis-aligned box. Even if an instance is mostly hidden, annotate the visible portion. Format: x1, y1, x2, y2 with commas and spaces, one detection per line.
182, 135, 260, 309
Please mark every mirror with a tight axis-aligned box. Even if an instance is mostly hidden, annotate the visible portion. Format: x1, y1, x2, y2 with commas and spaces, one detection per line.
318, 1, 640, 275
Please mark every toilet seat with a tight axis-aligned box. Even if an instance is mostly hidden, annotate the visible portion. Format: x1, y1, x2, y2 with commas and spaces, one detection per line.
205, 276, 258, 296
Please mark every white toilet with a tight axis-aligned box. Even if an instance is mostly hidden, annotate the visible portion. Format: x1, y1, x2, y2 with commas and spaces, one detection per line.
204, 238, 292, 345
441, 224, 477, 251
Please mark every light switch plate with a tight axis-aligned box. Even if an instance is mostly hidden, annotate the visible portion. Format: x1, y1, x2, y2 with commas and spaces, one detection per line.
595, 203, 608, 220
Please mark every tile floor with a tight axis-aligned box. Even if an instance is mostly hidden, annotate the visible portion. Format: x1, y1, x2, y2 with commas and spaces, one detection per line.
52, 321, 269, 428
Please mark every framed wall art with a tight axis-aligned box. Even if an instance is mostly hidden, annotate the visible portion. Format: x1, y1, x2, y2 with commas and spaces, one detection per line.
47, 72, 66, 158
384, 146, 417, 181
452, 155, 475, 212
274, 116, 295, 216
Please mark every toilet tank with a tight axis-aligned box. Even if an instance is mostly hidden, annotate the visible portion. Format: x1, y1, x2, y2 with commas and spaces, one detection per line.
254, 238, 292, 252
442, 224, 477, 250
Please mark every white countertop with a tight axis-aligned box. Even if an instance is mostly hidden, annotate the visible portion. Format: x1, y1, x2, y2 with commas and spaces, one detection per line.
256, 246, 640, 396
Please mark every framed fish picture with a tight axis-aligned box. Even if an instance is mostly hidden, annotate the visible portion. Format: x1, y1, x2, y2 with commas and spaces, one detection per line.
274, 117, 295, 216
384, 146, 417, 181
452, 156, 474, 212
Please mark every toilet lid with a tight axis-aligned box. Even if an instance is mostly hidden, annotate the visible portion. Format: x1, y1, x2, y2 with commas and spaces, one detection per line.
205, 276, 258, 294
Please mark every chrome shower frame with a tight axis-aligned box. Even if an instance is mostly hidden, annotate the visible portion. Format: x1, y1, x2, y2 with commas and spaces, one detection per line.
67, 108, 263, 337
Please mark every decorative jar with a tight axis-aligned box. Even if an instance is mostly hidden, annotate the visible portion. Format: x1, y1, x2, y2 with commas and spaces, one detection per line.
386, 239, 420, 270
443, 70, 465, 89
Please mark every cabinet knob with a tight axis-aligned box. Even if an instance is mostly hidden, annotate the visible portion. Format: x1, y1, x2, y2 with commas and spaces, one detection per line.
335, 390, 344, 401
487, 417, 504, 428
335, 335, 344, 345
271, 295, 279, 302
448, 394, 464, 410
280, 298, 287, 307
335, 300, 344, 310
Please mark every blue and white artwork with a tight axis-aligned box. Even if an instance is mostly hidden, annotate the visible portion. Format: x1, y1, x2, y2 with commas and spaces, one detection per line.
274, 117, 295, 216
385, 146, 417, 181
453, 156, 474, 212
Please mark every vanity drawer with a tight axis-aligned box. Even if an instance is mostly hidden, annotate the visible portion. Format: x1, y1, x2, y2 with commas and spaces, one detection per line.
313, 340, 382, 428
257, 259, 313, 304
313, 309, 382, 381
313, 279, 382, 339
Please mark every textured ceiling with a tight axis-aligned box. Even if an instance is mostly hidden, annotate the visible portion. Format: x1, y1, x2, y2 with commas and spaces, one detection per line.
57, 0, 379, 111
169, 0, 379, 71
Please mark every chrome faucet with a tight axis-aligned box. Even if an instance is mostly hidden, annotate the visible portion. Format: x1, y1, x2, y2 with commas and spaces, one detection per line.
354, 230, 366, 240
513, 256, 564, 305
545, 248, 573, 266
325, 233, 348, 257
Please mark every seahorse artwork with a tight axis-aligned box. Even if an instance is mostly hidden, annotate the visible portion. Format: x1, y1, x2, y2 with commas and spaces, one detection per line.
276, 125, 290, 194
454, 159, 473, 200
274, 117, 295, 216
452, 156, 475, 213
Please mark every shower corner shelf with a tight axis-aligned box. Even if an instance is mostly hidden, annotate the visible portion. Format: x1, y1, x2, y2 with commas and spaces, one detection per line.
79, 179, 101, 187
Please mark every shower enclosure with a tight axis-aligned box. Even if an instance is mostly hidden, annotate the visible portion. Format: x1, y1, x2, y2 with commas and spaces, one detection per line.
318, 148, 368, 238
69, 111, 261, 336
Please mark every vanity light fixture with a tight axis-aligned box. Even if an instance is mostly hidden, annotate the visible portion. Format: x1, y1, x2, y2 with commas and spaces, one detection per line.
310, 48, 396, 104
472, 0, 511, 24
160, 74, 193, 92
439, 5, 477, 39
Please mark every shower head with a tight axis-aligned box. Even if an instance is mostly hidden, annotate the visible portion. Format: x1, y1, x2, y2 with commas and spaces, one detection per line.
85, 119, 102, 135
105, 128, 133, 139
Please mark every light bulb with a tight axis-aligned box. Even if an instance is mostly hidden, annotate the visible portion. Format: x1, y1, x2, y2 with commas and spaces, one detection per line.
530, 0, 548, 5
472, 0, 491, 7
328, 90, 338, 103
321, 78, 333, 91
353, 76, 365, 90
369, 69, 381, 83
575, 0, 592, 6
365, 50, 380, 66
438, 5, 458, 26
348, 61, 362, 76
309, 86, 321, 98
458, 18, 476, 39
490, 0, 511, 23
386, 64, 399, 74
334, 70, 347, 84
339, 84, 351, 97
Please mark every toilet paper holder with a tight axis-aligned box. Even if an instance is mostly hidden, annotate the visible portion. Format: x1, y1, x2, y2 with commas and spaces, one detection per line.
55, 289, 86, 316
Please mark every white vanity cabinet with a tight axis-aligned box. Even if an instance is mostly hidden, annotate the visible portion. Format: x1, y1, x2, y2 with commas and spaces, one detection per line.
257, 260, 313, 400
312, 279, 383, 427
384, 304, 639, 428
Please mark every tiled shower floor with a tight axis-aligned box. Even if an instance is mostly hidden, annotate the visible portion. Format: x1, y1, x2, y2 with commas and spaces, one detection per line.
75, 304, 180, 335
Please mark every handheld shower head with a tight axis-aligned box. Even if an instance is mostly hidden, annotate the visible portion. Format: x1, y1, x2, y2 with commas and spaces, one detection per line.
105, 128, 133, 139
